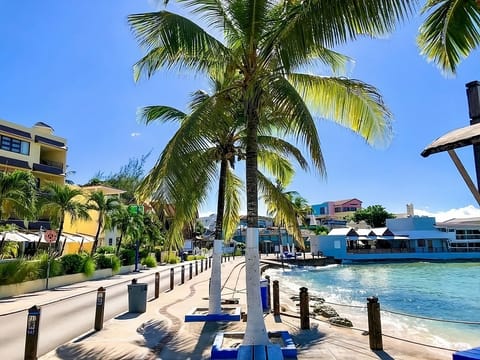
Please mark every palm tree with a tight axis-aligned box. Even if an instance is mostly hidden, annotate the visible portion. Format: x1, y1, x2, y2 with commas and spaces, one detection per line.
0, 170, 37, 222
38, 183, 90, 253
129, 1, 413, 346
111, 205, 144, 256
87, 191, 120, 255
418, 0, 480, 75
136, 75, 309, 315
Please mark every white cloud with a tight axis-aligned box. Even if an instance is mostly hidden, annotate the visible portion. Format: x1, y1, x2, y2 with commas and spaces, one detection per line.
131, 132, 141, 137
415, 205, 480, 222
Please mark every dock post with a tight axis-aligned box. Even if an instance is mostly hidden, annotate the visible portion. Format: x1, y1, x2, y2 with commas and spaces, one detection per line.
154, 272, 160, 298
299, 287, 310, 329
94, 287, 106, 331
170, 268, 174, 291
273, 280, 280, 316
367, 296, 383, 350
24, 305, 41, 360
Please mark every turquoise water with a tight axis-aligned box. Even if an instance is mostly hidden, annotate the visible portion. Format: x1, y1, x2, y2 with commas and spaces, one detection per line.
266, 261, 480, 350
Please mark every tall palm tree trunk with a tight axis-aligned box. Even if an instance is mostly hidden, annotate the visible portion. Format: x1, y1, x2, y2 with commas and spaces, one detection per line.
54, 216, 65, 253
243, 92, 269, 346
116, 233, 124, 256
91, 216, 103, 255
209, 159, 228, 314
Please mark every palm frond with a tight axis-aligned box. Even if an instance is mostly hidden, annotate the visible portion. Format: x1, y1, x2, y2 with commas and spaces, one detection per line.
222, 167, 242, 241
137, 105, 187, 125
418, 0, 480, 75
128, 11, 230, 81
288, 74, 393, 148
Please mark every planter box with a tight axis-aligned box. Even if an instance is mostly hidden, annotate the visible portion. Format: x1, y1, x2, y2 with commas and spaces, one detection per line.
211, 331, 297, 359
184, 306, 242, 322
0, 268, 116, 299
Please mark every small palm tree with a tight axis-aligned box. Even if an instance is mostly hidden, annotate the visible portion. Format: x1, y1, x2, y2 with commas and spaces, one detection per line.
87, 191, 120, 255
111, 205, 144, 256
0, 170, 37, 222
38, 183, 90, 253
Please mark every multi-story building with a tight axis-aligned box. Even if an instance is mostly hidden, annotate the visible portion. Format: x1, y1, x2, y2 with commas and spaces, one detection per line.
311, 198, 362, 228
0, 119, 67, 187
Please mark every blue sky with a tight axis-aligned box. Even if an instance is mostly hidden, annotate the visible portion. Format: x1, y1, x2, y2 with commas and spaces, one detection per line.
1, 1, 479, 220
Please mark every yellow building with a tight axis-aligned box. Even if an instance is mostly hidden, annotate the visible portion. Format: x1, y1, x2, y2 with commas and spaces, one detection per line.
63, 185, 125, 249
0, 119, 67, 187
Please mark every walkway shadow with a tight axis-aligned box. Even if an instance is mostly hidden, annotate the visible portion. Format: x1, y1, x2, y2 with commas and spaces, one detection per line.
374, 350, 395, 360
115, 312, 142, 320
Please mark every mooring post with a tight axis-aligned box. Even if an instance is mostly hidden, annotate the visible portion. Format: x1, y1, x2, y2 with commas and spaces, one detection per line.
265, 275, 271, 311
299, 287, 310, 330
155, 272, 160, 298
24, 305, 41, 360
181, 265, 185, 285
94, 287, 106, 331
189, 262, 193, 280
367, 296, 383, 350
273, 280, 280, 316
170, 268, 174, 291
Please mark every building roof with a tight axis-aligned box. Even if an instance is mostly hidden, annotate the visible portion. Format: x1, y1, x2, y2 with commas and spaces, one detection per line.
333, 198, 362, 206
421, 122, 480, 157
80, 185, 126, 195
436, 217, 480, 228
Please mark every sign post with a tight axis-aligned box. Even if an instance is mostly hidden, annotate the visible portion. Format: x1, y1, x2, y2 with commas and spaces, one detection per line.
44, 230, 56, 290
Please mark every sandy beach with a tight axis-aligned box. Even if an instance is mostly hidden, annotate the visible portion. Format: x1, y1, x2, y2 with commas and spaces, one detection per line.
39, 256, 456, 360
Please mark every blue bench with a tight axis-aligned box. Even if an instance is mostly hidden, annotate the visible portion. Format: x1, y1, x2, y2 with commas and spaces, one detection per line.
237, 344, 283, 359
453, 347, 480, 360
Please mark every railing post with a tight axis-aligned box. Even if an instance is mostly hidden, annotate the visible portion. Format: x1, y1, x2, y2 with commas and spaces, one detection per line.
367, 296, 383, 350
189, 262, 193, 280
155, 272, 160, 298
299, 287, 310, 330
181, 265, 185, 285
195, 260, 198, 276
24, 305, 41, 360
94, 287, 106, 331
265, 275, 271, 311
273, 280, 280, 316
170, 268, 174, 291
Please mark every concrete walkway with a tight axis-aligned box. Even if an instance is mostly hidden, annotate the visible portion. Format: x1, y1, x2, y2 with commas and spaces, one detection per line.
3, 255, 455, 359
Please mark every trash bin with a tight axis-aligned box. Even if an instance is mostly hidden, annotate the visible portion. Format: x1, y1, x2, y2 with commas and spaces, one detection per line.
128, 283, 148, 313
260, 279, 269, 312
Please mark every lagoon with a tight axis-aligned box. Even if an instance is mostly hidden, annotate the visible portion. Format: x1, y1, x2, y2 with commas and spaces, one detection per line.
266, 261, 480, 351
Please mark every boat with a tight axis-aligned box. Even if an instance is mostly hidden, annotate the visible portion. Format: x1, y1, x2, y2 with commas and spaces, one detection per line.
310, 216, 480, 263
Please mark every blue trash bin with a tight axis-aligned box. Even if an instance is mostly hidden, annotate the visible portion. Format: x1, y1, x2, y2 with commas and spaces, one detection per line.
260, 279, 269, 312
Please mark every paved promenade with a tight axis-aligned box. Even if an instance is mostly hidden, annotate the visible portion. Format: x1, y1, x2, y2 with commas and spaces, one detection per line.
3, 255, 455, 359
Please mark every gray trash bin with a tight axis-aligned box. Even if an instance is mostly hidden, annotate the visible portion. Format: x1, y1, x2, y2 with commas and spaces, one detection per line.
128, 283, 148, 313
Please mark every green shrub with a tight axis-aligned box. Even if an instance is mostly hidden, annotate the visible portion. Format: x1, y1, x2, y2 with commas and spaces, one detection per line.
163, 252, 180, 264
0, 259, 40, 285
111, 255, 121, 273
37, 254, 64, 278
119, 249, 136, 266
96, 246, 115, 254
61, 254, 84, 274
141, 255, 157, 268
95, 254, 121, 272
186, 255, 205, 261
82, 257, 95, 277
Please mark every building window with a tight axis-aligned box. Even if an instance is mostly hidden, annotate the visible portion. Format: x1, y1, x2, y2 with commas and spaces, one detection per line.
108, 238, 113, 246
334, 207, 342, 212
0, 135, 30, 155
418, 239, 425, 247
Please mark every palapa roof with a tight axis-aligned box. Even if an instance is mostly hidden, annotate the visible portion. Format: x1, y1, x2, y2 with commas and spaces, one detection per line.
421, 122, 480, 157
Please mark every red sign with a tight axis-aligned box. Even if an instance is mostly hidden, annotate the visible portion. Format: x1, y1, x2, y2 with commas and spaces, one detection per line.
45, 230, 56, 243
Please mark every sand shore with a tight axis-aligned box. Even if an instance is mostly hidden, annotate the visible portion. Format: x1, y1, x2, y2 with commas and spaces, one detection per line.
39, 256, 456, 359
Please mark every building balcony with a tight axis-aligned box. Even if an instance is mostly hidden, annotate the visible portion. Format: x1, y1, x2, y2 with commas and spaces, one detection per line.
33, 161, 63, 175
